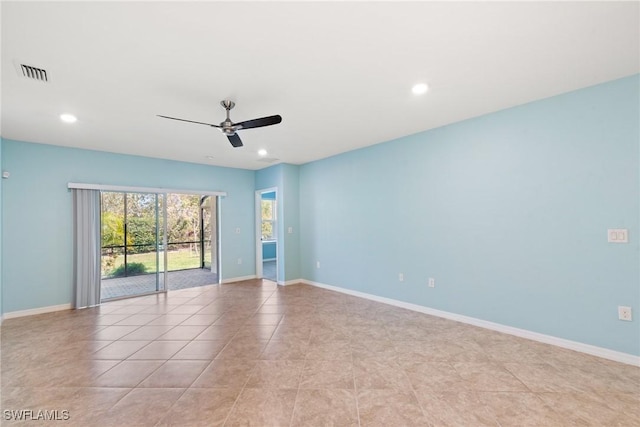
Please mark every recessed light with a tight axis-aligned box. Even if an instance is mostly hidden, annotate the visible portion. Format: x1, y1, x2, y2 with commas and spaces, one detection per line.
204, 155, 215, 160
258, 149, 268, 157
60, 113, 77, 123
411, 83, 428, 95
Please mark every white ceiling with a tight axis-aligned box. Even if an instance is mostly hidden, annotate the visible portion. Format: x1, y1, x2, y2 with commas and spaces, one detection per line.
1, 1, 638, 170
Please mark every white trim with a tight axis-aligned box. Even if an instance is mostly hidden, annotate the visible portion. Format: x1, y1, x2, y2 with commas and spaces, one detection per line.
68, 182, 227, 197
263, 258, 277, 262
301, 279, 640, 367
278, 279, 302, 286
3, 303, 73, 320
221, 275, 257, 284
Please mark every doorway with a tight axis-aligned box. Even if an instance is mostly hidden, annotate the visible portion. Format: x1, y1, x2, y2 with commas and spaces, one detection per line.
256, 189, 277, 282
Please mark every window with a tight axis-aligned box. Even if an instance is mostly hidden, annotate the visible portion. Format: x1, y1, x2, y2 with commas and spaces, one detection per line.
261, 199, 276, 241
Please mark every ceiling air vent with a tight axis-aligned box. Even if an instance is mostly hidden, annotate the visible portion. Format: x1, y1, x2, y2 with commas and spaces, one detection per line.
18, 64, 48, 82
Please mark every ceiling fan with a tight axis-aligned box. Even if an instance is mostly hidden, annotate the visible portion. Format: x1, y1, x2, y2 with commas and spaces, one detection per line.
158, 100, 282, 147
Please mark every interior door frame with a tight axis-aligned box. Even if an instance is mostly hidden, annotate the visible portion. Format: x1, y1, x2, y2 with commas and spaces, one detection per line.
255, 187, 277, 281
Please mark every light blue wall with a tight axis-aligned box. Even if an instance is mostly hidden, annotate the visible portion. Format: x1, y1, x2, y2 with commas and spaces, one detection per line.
1, 140, 257, 313
282, 164, 301, 281
299, 75, 640, 356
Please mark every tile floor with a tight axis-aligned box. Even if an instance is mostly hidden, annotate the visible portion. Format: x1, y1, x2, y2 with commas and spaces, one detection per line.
1, 280, 638, 426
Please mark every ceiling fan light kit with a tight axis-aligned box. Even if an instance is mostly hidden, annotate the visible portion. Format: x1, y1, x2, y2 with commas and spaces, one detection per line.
158, 100, 282, 148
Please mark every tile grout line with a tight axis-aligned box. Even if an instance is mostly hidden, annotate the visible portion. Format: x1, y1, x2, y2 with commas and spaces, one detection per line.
221, 288, 277, 427
351, 339, 362, 427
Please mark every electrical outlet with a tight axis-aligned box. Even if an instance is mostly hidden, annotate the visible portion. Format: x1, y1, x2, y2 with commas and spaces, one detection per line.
316, 261, 320, 269
608, 229, 628, 243
428, 278, 435, 288
237, 258, 242, 265
288, 227, 293, 234
618, 306, 632, 321
399, 273, 404, 282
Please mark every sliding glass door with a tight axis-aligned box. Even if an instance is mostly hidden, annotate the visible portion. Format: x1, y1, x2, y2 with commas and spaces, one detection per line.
100, 192, 167, 300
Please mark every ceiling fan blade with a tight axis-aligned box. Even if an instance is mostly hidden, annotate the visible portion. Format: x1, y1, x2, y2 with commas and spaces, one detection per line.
227, 133, 243, 147
235, 115, 282, 130
157, 115, 221, 128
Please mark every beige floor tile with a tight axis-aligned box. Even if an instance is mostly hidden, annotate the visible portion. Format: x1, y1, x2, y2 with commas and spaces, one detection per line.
413, 389, 498, 426
120, 325, 174, 340
504, 362, 585, 393
92, 325, 140, 340
353, 358, 411, 390
271, 324, 312, 341
96, 313, 134, 325
479, 391, 565, 427
171, 340, 227, 360
128, 341, 188, 360
194, 325, 239, 341
94, 360, 164, 387
351, 339, 398, 361
191, 359, 257, 388
300, 359, 354, 389
260, 339, 309, 360
401, 361, 465, 391
168, 305, 206, 314
2, 281, 639, 427
245, 360, 304, 389
110, 305, 150, 314
234, 324, 279, 340
291, 389, 358, 427
357, 388, 430, 427
552, 359, 640, 394
213, 312, 251, 326
215, 338, 267, 359
306, 340, 352, 360
156, 388, 240, 427
147, 314, 193, 326
246, 313, 283, 325
179, 314, 221, 326
92, 340, 150, 360
157, 325, 209, 340
537, 392, 627, 426
101, 388, 185, 427
138, 360, 209, 388
114, 314, 160, 326
453, 362, 529, 392
225, 388, 296, 427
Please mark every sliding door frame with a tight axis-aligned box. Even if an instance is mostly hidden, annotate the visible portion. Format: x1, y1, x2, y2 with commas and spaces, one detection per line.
70, 183, 227, 300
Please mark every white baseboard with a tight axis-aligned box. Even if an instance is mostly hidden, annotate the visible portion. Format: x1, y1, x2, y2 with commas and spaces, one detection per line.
301, 279, 640, 367
2, 303, 73, 320
278, 279, 303, 286
221, 275, 257, 284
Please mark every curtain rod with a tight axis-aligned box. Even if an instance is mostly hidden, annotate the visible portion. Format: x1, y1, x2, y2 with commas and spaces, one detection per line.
67, 182, 227, 197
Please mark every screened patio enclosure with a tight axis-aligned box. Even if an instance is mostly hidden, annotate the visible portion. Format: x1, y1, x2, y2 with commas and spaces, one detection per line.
100, 192, 219, 300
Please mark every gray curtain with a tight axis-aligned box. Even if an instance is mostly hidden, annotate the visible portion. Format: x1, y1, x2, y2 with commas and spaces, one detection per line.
72, 189, 101, 308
